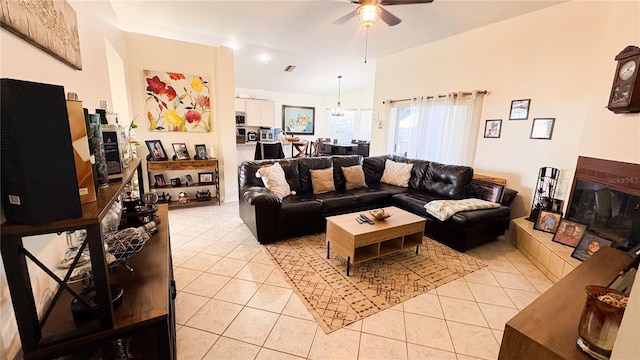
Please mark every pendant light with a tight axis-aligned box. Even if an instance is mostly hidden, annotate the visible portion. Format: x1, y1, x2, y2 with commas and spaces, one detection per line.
331, 76, 344, 117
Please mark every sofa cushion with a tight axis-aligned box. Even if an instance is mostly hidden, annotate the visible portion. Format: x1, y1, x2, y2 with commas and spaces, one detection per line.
314, 190, 359, 215
381, 160, 413, 187
392, 191, 447, 215
347, 187, 392, 208
278, 193, 324, 220
391, 155, 430, 190
298, 157, 334, 193
363, 155, 390, 185
342, 164, 367, 190
310, 167, 336, 194
239, 159, 301, 191
332, 155, 363, 190
424, 198, 501, 221
256, 162, 291, 199
421, 162, 473, 199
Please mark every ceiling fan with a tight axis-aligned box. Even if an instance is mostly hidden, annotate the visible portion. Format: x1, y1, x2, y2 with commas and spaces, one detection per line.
335, 0, 434, 28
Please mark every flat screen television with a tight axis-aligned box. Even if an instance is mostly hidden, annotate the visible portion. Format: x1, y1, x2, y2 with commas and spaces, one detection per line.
566, 157, 640, 250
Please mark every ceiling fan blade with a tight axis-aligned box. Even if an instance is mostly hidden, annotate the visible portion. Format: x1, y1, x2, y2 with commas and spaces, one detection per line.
379, 0, 434, 5
334, 10, 357, 25
379, 7, 401, 26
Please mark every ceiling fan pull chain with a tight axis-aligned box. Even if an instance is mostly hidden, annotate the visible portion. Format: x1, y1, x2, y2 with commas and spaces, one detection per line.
364, 27, 369, 64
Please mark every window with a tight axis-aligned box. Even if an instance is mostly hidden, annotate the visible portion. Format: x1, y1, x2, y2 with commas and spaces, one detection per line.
327, 109, 372, 144
387, 92, 485, 166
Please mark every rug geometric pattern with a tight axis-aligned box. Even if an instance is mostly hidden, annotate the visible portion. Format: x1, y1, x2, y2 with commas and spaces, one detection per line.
265, 233, 486, 333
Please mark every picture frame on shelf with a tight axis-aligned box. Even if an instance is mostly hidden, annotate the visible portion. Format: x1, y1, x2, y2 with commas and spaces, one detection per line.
170, 178, 181, 187
198, 172, 214, 185
194, 144, 208, 159
185, 174, 195, 186
533, 209, 563, 233
484, 119, 502, 138
509, 99, 530, 120
282, 105, 315, 135
154, 174, 167, 187
145, 140, 168, 161
552, 219, 588, 248
172, 143, 190, 160
571, 232, 613, 261
530, 118, 555, 140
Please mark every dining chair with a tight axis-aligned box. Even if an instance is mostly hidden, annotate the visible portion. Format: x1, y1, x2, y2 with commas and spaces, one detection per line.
254, 141, 285, 160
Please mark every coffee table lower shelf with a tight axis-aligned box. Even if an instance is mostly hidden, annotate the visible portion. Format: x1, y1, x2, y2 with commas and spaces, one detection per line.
326, 207, 426, 276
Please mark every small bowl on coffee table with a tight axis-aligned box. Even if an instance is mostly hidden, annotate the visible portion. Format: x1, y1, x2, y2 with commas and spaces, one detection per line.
369, 209, 392, 221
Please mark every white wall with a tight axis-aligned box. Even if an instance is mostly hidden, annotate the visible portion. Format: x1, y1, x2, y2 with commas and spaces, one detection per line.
372, 0, 640, 219
0, 1, 127, 358
124, 33, 235, 202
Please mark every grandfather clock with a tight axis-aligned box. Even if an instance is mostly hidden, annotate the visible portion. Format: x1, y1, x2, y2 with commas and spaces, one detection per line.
607, 45, 640, 113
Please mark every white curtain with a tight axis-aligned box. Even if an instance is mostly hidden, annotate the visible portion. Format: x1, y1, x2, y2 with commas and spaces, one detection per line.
400, 91, 484, 166
358, 109, 372, 141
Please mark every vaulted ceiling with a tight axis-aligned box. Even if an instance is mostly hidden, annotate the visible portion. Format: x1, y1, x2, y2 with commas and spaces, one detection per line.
109, 0, 565, 96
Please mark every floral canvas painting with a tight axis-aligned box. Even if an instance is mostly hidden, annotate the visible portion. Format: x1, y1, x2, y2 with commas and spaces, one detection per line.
144, 70, 211, 132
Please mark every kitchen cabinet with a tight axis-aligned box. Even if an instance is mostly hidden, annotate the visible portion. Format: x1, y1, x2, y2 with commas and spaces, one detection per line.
235, 98, 275, 127
0, 159, 177, 359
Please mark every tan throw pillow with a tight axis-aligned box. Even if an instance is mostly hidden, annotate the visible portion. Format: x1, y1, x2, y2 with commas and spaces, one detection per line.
256, 162, 291, 199
310, 167, 336, 194
342, 165, 367, 190
380, 159, 413, 187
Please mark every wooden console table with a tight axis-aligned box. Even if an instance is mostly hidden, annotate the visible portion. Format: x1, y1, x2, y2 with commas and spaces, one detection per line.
498, 247, 632, 360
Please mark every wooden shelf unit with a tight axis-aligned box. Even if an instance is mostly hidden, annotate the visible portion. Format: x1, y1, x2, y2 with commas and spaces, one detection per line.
147, 159, 220, 207
0, 159, 176, 359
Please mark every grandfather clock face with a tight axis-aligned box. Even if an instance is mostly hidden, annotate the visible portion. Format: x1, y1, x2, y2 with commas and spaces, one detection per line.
608, 45, 640, 113
610, 60, 636, 106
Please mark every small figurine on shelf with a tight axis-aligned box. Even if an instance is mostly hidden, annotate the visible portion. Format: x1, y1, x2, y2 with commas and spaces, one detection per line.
178, 192, 189, 204
157, 192, 172, 204
196, 189, 212, 201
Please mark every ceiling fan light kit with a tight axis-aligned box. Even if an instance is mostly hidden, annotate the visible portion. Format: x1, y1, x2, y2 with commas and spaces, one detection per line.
357, 5, 380, 28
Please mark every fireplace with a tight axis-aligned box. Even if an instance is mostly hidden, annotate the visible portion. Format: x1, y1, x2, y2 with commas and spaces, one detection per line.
566, 156, 640, 250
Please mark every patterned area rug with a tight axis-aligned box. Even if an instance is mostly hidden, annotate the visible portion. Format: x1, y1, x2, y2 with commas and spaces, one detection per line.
265, 233, 486, 333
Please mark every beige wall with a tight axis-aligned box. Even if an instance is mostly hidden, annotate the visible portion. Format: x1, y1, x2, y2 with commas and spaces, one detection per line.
124, 33, 235, 202
372, 1, 640, 219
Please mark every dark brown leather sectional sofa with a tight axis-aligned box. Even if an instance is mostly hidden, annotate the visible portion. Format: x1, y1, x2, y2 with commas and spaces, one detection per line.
238, 154, 516, 252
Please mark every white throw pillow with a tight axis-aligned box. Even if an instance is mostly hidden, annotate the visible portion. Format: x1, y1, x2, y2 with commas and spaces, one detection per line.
380, 160, 413, 187
310, 167, 336, 194
256, 162, 291, 199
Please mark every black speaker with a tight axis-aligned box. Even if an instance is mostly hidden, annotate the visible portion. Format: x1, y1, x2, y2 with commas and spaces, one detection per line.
1, 78, 82, 225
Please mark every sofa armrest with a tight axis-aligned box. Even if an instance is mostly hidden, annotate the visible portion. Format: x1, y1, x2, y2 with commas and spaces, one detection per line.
239, 186, 281, 244
242, 186, 281, 206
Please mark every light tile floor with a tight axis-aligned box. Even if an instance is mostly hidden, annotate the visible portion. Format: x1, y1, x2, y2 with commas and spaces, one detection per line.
170, 203, 552, 360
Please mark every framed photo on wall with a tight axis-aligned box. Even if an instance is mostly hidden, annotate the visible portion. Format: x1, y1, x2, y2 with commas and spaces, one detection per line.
484, 119, 502, 138
146, 140, 168, 161
533, 210, 563, 234
509, 99, 530, 120
282, 105, 315, 135
530, 118, 555, 140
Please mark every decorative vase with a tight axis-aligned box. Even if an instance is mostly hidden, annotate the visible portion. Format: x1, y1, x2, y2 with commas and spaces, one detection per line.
577, 285, 628, 360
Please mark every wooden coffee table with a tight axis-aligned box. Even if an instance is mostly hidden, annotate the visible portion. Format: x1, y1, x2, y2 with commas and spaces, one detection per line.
326, 206, 426, 275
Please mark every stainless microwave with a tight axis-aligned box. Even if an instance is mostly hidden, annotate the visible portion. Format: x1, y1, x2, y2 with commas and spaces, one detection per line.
235, 112, 246, 126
